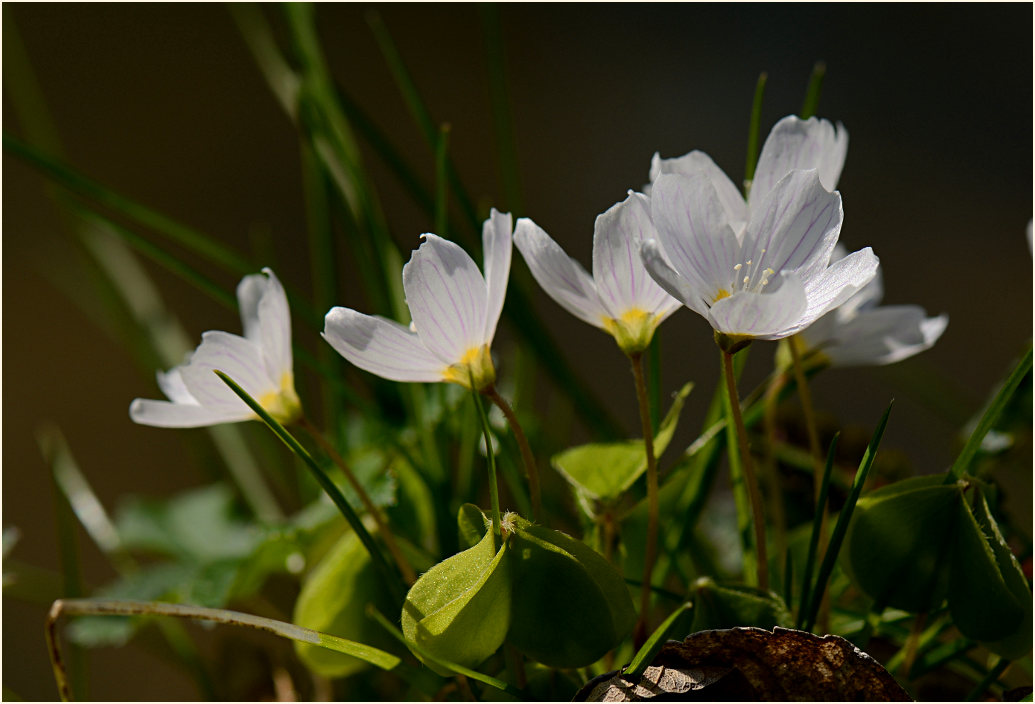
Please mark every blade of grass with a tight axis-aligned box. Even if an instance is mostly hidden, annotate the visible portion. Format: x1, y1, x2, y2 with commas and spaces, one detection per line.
215, 371, 405, 604
479, 4, 524, 214
435, 123, 451, 237
803, 402, 893, 632
47, 599, 402, 701
796, 432, 839, 629
947, 344, 1032, 482
743, 71, 768, 191
799, 61, 827, 119
625, 602, 693, 679
965, 657, 1010, 702
366, 605, 522, 697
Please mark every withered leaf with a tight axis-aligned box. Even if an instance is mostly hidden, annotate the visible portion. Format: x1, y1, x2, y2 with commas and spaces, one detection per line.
575, 627, 910, 702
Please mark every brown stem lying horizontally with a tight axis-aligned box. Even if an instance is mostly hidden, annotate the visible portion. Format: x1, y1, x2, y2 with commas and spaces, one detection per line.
722, 349, 769, 591
299, 417, 416, 585
484, 386, 542, 522
629, 352, 660, 647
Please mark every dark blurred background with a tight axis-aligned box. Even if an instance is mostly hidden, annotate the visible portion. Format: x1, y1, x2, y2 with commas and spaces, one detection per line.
3, 3, 1032, 700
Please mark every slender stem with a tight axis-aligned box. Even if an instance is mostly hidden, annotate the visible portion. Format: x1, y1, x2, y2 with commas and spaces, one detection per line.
299, 417, 416, 585
470, 387, 503, 542
629, 352, 660, 644
485, 387, 541, 522
761, 370, 790, 575
721, 349, 769, 590
966, 657, 1010, 702
788, 334, 828, 628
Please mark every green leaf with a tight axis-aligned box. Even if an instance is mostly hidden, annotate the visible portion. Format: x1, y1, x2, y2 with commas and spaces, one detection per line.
689, 577, 792, 633
626, 601, 693, 678
457, 503, 489, 549
799, 61, 827, 119
507, 520, 636, 668
949, 490, 1031, 656
400, 528, 511, 673
743, 71, 768, 187
293, 530, 403, 678
842, 475, 958, 613
552, 383, 692, 501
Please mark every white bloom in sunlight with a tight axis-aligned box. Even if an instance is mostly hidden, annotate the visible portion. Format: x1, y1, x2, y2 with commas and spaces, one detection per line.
649, 115, 848, 233
641, 168, 878, 347
130, 268, 300, 427
323, 209, 512, 392
513, 192, 681, 355
799, 245, 948, 367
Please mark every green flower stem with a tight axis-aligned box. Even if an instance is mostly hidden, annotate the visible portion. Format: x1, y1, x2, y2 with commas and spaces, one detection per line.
965, 657, 1010, 702
629, 352, 660, 645
484, 387, 542, 523
215, 371, 405, 604
46, 598, 402, 701
299, 416, 416, 585
470, 387, 503, 542
721, 348, 769, 591
761, 369, 790, 577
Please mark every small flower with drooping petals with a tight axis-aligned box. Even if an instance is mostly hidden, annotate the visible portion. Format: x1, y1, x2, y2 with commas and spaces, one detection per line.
323, 209, 512, 392
513, 192, 681, 355
130, 268, 300, 427
649, 115, 848, 233
797, 245, 948, 367
641, 168, 879, 350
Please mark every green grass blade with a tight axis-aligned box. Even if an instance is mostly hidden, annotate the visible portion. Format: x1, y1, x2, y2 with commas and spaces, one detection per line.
797, 432, 839, 628
435, 123, 451, 237
947, 344, 1032, 482
215, 371, 405, 604
366, 605, 522, 697
743, 71, 768, 189
479, 4, 524, 213
625, 601, 692, 678
804, 402, 893, 631
800, 60, 826, 119
721, 351, 757, 586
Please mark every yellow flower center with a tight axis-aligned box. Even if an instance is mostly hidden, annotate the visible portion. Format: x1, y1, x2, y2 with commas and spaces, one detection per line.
442, 345, 496, 391
258, 371, 302, 425
601, 308, 658, 355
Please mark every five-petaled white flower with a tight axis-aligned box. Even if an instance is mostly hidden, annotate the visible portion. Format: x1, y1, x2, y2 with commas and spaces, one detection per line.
513, 192, 681, 355
649, 115, 849, 235
798, 245, 948, 367
323, 209, 512, 392
130, 268, 301, 427
641, 168, 879, 348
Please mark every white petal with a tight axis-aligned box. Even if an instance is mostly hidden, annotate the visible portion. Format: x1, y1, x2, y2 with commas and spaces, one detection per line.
823, 308, 948, 367
650, 173, 741, 303
708, 271, 809, 338
650, 150, 748, 230
402, 234, 488, 363
640, 238, 710, 318
129, 398, 252, 428
797, 246, 880, 329
592, 192, 679, 319
750, 115, 848, 211
481, 209, 513, 344
237, 271, 265, 343
179, 331, 274, 412
236, 268, 293, 380
156, 367, 196, 404
323, 307, 445, 383
744, 170, 843, 286
513, 217, 608, 328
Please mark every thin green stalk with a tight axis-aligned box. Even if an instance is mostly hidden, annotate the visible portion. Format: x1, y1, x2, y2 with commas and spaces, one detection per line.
761, 369, 790, 574
435, 123, 451, 237
300, 417, 416, 585
647, 332, 662, 429
47, 599, 402, 701
800, 61, 827, 119
947, 344, 1032, 482
797, 432, 839, 629
470, 387, 502, 543
965, 657, 1009, 701
743, 71, 768, 191
803, 402, 893, 631
721, 348, 769, 590
215, 371, 405, 604
484, 387, 541, 522
48, 452, 86, 701
630, 352, 660, 644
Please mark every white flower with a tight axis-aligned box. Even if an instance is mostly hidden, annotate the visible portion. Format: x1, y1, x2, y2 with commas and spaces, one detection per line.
323, 209, 512, 392
513, 192, 681, 355
649, 115, 848, 234
640, 168, 879, 346
130, 268, 300, 427
799, 246, 948, 367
